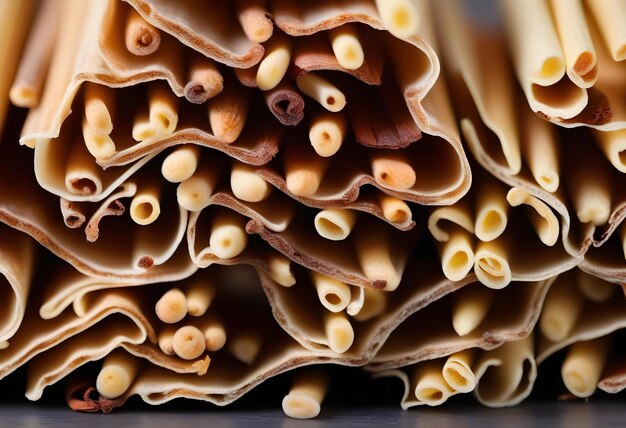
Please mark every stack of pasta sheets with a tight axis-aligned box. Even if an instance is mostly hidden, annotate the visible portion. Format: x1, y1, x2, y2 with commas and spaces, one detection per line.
0, 0, 625, 418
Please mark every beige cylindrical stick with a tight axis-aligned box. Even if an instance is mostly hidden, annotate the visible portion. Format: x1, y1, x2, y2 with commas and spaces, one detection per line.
149, 85, 179, 136
296, 72, 346, 112
314, 209, 357, 241
586, 0, 626, 62
284, 149, 329, 197
158, 327, 176, 355
576, 270, 615, 303
176, 160, 219, 212
83, 83, 115, 134
353, 288, 388, 322
130, 179, 162, 225
375, 0, 419, 40
442, 350, 477, 393
256, 36, 291, 91
161, 145, 200, 183
96, 350, 140, 399
185, 279, 215, 317
561, 336, 611, 398
209, 211, 248, 259
184, 56, 224, 104
230, 161, 272, 202
474, 182, 508, 242
132, 113, 157, 142
172, 325, 206, 360
82, 120, 116, 161
9, 0, 59, 108
124, 6, 161, 56
311, 271, 351, 313
540, 277, 585, 342
228, 331, 262, 365
371, 152, 416, 190
235, 0, 273, 43
324, 312, 354, 353
452, 286, 494, 337
595, 130, 626, 174
474, 239, 511, 289
413, 361, 454, 406
155, 288, 188, 324
309, 112, 347, 157
268, 254, 296, 287
208, 84, 249, 144
521, 109, 560, 193
355, 229, 402, 291
379, 194, 412, 224
282, 368, 329, 419
440, 230, 475, 282
202, 319, 227, 352
329, 24, 365, 70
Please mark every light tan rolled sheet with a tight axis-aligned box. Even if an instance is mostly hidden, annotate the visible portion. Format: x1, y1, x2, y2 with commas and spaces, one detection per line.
0, 226, 36, 344
368, 276, 554, 371
472, 335, 536, 407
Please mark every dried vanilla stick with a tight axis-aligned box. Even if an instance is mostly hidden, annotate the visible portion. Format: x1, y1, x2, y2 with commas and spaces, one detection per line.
184, 56, 224, 104
329, 24, 365, 70
235, 0, 273, 43
202, 319, 227, 352
474, 181, 508, 242
440, 229, 475, 282
576, 270, 615, 303
324, 312, 354, 353
540, 276, 584, 342
550, 0, 597, 87
209, 211, 248, 259
412, 361, 454, 406
506, 187, 560, 247
185, 278, 215, 317
208, 83, 249, 143
161, 145, 200, 183
82, 120, 116, 161
379, 194, 412, 224
228, 331, 262, 365
230, 161, 272, 202
521, 108, 560, 193
65, 135, 103, 196
125, 6, 161, 56
442, 350, 477, 393
314, 209, 357, 241
374, 0, 419, 40
474, 239, 511, 289
284, 147, 329, 197
96, 350, 139, 399
155, 288, 188, 324
282, 368, 329, 419
595, 130, 626, 174
586, 0, 626, 61
355, 228, 402, 291
452, 286, 494, 337
309, 112, 347, 157
158, 327, 176, 355
172, 325, 206, 360
9, 0, 59, 107
310, 271, 351, 313
176, 158, 219, 212
130, 178, 162, 225
268, 254, 296, 287
353, 288, 388, 322
561, 336, 611, 398
296, 72, 346, 112
371, 152, 417, 190
257, 35, 291, 91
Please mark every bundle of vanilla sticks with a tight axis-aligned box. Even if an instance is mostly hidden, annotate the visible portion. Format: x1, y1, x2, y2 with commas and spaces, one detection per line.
0, 0, 625, 418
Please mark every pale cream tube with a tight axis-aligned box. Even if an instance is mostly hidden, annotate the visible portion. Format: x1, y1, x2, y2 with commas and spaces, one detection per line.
161, 145, 200, 183
314, 209, 357, 241
540, 276, 585, 343
371, 152, 417, 190
184, 56, 224, 104
228, 331, 262, 365
235, 0, 274, 43
309, 111, 347, 157
474, 239, 512, 289
561, 336, 611, 398
130, 178, 162, 225
185, 278, 215, 317
83, 83, 115, 134
310, 271, 351, 313
452, 286, 494, 337
379, 194, 412, 224
374, 0, 419, 40
296, 72, 346, 112
412, 361, 454, 406
230, 161, 272, 202
475, 181, 508, 242
96, 350, 139, 399
284, 149, 329, 197
440, 229, 475, 282
155, 288, 188, 324
442, 349, 477, 393
176, 160, 219, 212
595, 130, 626, 174
576, 270, 615, 303
158, 327, 176, 355
202, 319, 227, 352
124, 6, 161, 56
355, 228, 402, 291
209, 211, 248, 259
172, 325, 206, 360
82, 120, 116, 161
282, 368, 329, 419
329, 24, 365, 70
268, 254, 296, 287
65, 135, 103, 196
148, 84, 179, 136
586, 0, 626, 61
353, 288, 388, 322
324, 312, 354, 353
256, 36, 291, 91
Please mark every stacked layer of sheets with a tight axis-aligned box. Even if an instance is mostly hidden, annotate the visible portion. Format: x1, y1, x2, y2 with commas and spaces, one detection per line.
0, 0, 625, 418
